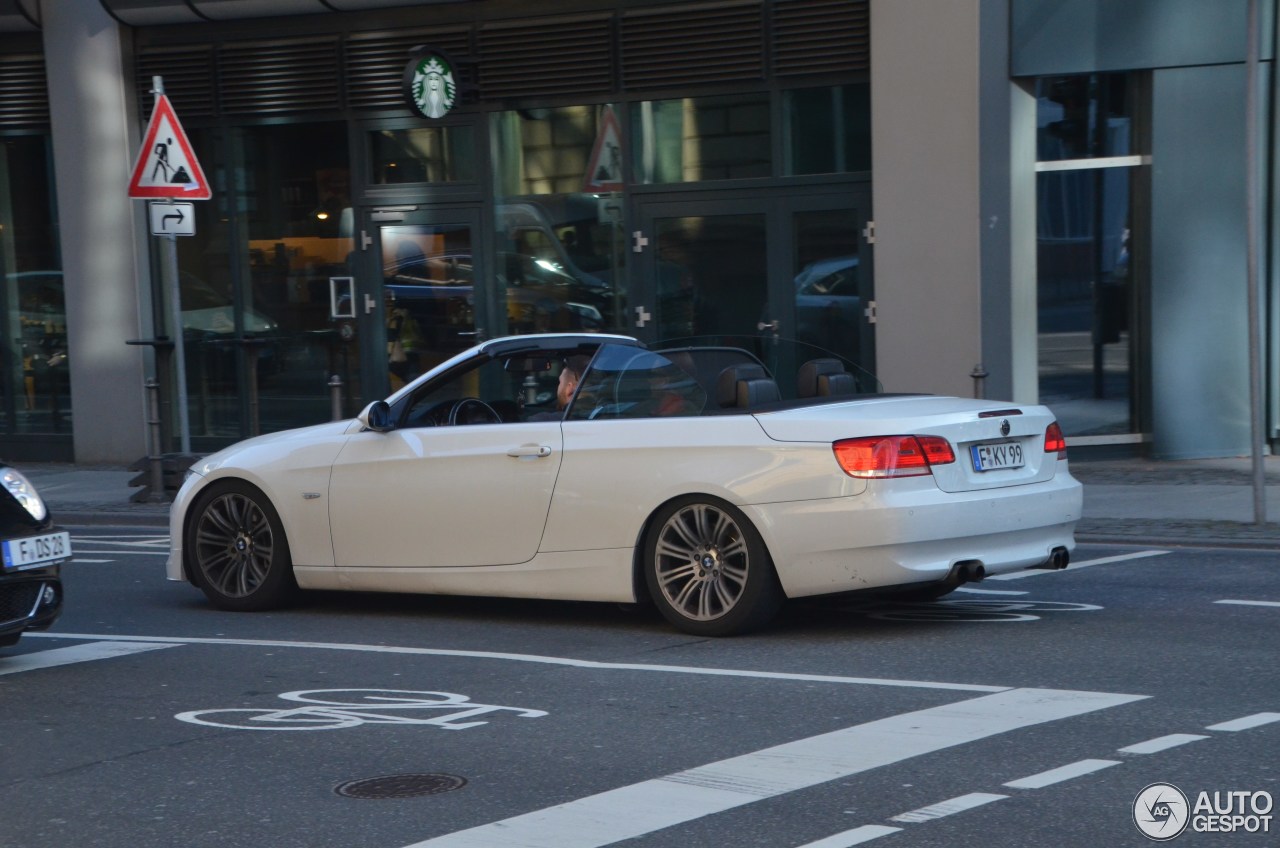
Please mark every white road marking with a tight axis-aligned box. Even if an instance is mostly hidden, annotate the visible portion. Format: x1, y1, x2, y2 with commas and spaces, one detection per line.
795, 825, 902, 847
27, 632, 1008, 692
68, 535, 171, 559
71, 535, 169, 547
1118, 734, 1209, 755
1002, 758, 1121, 789
989, 550, 1169, 580
890, 792, 1007, 823
400, 688, 1145, 848
0, 641, 180, 675
1215, 599, 1280, 608
1206, 713, 1280, 732
70, 550, 169, 557
954, 587, 1028, 596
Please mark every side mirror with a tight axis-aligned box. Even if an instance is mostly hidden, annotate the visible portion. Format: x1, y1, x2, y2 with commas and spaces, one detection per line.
358, 400, 394, 433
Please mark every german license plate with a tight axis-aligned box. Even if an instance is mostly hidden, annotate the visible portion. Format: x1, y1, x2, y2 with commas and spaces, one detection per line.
2, 531, 71, 570
970, 441, 1024, 472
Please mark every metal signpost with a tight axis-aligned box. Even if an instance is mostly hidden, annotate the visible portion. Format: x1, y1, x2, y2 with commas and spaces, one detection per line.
127, 77, 212, 455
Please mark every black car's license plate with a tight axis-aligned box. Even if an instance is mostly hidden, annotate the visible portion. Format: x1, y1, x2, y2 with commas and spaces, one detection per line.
2, 531, 71, 570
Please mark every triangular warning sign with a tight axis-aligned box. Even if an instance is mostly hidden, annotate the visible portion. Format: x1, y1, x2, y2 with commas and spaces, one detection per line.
583, 106, 624, 193
128, 94, 211, 200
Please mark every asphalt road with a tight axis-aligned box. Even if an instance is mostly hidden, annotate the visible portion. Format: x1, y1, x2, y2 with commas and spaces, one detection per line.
1, 528, 1277, 848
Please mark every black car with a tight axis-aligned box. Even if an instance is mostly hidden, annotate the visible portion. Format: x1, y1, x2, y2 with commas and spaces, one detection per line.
0, 465, 69, 648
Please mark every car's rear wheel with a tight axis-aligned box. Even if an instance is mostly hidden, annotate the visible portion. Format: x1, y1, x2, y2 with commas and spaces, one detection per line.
643, 496, 782, 636
186, 480, 296, 612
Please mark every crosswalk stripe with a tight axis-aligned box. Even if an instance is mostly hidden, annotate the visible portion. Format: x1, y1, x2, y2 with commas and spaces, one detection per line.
0, 641, 180, 675
1206, 713, 1280, 732
1118, 734, 1208, 754
795, 825, 903, 847
401, 687, 1145, 848
1002, 758, 1121, 789
891, 792, 1007, 823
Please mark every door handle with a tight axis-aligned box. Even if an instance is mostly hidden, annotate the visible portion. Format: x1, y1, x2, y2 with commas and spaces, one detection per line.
507, 445, 552, 458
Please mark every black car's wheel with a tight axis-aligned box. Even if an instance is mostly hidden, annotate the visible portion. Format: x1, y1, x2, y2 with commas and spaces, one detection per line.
186, 480, 296, 612
643, 496, 783, 636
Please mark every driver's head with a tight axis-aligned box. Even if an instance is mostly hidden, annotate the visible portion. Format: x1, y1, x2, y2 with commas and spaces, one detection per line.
557, 354, 592, 409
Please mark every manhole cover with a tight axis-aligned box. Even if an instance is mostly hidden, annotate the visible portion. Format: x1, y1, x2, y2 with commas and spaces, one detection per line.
336, 773, 467, 800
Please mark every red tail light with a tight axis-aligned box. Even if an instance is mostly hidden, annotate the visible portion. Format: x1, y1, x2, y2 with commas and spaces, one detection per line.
833, 435, 956, 478
1044, 422, 1068, 458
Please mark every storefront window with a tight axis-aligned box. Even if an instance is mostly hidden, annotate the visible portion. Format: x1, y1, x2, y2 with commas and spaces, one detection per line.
1036, 74, 1136, 161
173, 123, 354, 449
631, 93, 771, 184
784, 84, 871, 175
1035, 73, 1145, 438
370, 125, 475, 183
491, 106, 626, 334
0, 135, 68, 439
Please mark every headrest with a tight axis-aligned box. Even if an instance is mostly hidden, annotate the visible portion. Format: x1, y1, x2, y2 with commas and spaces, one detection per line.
737, 378, 780, 408
717, 364, 769, 407
797, 358, 854, 397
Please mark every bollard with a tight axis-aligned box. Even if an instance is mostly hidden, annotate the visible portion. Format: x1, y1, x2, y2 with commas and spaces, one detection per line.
329, 374, 344, 421
145, 378, 166, 502
970, 363, 989, 400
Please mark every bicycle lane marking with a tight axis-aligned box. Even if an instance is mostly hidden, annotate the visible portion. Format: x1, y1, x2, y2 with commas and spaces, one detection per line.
175, 689, 549, 731
399, 687, 1145, 848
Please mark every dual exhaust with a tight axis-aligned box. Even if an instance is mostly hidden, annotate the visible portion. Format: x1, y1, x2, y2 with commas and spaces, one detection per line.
946, 560, 986, 586
1031, 546, 1072, 570
946, 546, 1070, 586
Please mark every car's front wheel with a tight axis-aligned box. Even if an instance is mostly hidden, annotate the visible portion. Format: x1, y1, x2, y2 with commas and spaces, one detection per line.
643, 496, 782, 636
186, 480, 296, 612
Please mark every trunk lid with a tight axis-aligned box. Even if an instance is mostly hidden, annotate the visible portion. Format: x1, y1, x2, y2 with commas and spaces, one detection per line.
753, 396, 1063, 493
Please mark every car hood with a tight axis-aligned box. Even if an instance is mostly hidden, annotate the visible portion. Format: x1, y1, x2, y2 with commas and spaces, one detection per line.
190, 419, 356, 476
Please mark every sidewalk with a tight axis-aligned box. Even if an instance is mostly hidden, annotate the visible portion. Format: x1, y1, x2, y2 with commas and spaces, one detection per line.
16, 456, 1280, 549
1069, 455, 1280, 549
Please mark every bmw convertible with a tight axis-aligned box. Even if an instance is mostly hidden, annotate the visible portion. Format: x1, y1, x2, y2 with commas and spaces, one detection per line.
167, 333, 1081, 636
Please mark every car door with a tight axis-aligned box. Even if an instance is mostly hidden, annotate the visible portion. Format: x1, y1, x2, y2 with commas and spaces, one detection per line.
327, 414, 562, 569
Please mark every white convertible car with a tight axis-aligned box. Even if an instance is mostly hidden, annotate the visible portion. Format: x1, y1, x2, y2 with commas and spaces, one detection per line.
167, 333, 1082, 636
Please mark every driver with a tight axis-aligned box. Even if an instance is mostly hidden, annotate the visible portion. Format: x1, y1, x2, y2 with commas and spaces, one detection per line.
529, 355, 591, 421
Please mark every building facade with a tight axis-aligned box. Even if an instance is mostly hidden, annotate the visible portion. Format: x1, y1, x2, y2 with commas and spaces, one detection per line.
0, 0, 1273, 463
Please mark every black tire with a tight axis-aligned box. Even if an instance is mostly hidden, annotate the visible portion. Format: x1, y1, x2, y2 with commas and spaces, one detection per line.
642, 496, 783, 636
185, 479, 296, 612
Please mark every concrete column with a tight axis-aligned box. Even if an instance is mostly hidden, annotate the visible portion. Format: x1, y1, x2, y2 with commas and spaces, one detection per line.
870, 0, 984, 399
41, 0, 150, 463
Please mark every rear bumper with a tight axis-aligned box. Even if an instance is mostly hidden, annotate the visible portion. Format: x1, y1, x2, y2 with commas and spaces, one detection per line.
744, 468, 1082, 598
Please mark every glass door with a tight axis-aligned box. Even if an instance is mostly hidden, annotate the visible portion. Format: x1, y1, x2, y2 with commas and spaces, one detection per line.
634, 193, 874, 385
365, 207, 486, 396
787, 194, 874, 373
634, 200, 769, 342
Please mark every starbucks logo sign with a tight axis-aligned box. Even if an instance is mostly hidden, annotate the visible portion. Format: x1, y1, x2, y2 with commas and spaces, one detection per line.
404, 52, 457, 119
